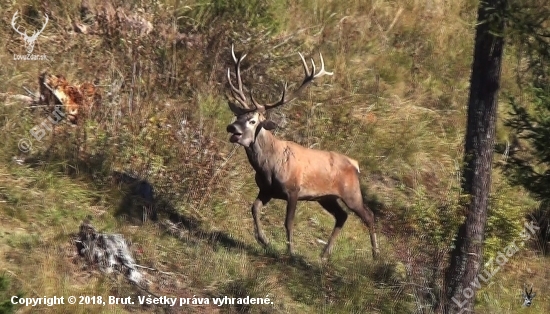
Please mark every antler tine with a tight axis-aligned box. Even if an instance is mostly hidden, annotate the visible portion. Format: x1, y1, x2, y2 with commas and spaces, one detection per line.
37, 14, 49, 34
262, 51, 332, 111
299, 52, 311, 78
256, 81, 288, 112
231, 44, 237, 63
523, 283, 534, 295
232, 45, 248, 102
315, 52, 334, 77
249, 90, 262, 111
11, 11, 27, 37
227, 68, 245, 106
227, 44, 251, 109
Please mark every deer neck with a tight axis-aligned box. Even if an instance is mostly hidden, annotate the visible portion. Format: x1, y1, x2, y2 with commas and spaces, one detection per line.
244, 128, 279, 173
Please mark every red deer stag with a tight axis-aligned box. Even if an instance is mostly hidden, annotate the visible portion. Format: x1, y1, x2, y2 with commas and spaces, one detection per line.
225, 45, 380, 259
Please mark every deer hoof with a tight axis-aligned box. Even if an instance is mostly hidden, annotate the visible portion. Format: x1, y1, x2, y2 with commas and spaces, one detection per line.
287, 245, 294, 256
255, 233, 269, 246
320, 249, 330, 261
321, 243, 333, 258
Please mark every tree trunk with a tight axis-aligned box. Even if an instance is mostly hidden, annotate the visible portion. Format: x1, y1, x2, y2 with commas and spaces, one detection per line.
443, 0, 506, 312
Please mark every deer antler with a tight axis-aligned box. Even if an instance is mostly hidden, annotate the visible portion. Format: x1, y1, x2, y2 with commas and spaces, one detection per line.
226, 44, 257, 115
226, 45, 333, 115
255, 51, 333, 113
30, 13, 49, 40
523, 283, 535, 296
11, 11, 28, 38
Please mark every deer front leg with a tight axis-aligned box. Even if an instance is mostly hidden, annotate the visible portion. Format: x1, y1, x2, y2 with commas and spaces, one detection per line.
251, 192, 271, 246
285, 192, 298, 255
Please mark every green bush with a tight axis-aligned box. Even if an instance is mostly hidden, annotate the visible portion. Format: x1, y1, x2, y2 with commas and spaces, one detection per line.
0, 273, 22, 314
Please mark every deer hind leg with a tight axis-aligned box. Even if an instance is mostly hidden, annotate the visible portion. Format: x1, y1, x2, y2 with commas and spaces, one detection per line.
341, 194, 380, 259
285, 192, 299, 255
251, 191, 272, 247
318, 198, 348, 259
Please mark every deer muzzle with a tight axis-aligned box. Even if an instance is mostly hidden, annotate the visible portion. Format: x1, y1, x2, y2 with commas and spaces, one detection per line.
226, 124, 243, 143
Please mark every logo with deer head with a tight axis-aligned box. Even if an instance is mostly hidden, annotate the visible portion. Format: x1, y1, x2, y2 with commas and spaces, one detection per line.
522, 284, 536, 307
11, 10, 49, 54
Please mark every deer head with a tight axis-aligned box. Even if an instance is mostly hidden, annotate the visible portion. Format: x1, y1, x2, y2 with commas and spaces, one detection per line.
522, 284, 536, 307
11, 10, 49, 54
225, 44, 333, 147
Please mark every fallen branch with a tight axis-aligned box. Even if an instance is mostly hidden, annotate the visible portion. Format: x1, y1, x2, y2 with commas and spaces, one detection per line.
75, 220, 146, 287
134, 264, 174, 276
0, 93, 35, 105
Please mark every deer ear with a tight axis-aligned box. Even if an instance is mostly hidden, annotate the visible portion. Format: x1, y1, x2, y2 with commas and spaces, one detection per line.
262, 120, 278, 130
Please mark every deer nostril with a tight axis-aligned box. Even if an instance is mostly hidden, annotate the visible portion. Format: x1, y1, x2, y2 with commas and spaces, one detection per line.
226, 124, 237, 133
